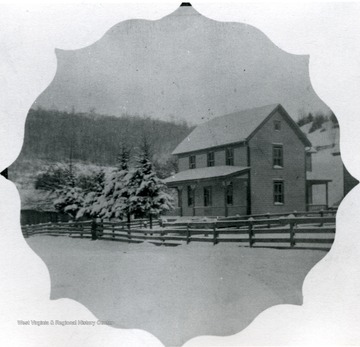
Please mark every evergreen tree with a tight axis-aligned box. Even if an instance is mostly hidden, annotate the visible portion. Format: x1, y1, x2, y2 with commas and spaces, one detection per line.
47, 165, 104, 219
35, 164, 76, 191
54, 186, 84, 219
75, 170, 105, 219
88, 144, 132, 220
126, 137, 174, 228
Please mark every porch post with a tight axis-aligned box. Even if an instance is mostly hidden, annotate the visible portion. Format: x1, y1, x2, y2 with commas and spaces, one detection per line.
222, 181, 228, 217
177, 187, 183, 217
191, 183, 197, 217
307, 183, 313, 211
246, 173, 251, 215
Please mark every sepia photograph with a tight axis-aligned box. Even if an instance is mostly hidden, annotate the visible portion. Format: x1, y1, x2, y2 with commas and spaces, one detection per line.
1, 2, 360, 347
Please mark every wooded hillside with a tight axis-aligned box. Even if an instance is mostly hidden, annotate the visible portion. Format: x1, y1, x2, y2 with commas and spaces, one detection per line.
19, 108, 193, 165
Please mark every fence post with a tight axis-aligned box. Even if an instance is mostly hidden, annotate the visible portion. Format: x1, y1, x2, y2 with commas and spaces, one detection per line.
266, 213, 270, 228
213, 223, 218, 245
91, 219, 98, 240
289, 220, 295, 247
186, 224, 190, 244
161, 230, 165, 245
99, 219, 104, 238
248, 217, 254, 247
320, 209, 324, 227
149, 215, 153, 230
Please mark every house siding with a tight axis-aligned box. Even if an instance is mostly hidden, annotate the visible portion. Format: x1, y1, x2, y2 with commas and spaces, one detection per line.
215, 150, 226, 166
177, 143, 247, 172
249, 110, 306, 214
178, 156, 189, 171
233, 146, 247, 166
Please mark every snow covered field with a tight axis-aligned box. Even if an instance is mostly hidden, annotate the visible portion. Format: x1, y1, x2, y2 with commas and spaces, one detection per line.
26, 235, 327, 346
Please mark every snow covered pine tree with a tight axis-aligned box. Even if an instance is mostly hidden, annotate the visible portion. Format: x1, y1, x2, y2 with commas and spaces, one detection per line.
53, 164, 84, 219
83, 145, 133, 223
125, 141, 174, 228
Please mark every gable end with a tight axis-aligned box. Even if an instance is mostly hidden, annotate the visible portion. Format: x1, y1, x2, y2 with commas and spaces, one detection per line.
247, 104, 312, 147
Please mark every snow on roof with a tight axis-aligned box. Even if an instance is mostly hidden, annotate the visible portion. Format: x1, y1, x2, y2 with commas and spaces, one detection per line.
306, 147, 317, 153
306, 171, 332, 182
165, 166, 249, 185
172, 104, 280, 155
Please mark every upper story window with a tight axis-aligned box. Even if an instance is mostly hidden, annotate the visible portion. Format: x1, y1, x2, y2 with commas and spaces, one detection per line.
204, 186, 212, 207
226, 148, 234, 166
274, 180, 284, 204
274, 120, 281, 131
226, 182, 233, 205
189, 155, 196, 169
207, 152, 215, 167
273, 144, 283, 168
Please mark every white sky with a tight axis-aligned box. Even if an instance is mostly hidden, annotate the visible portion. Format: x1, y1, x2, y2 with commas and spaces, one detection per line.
34, 5, 331, 125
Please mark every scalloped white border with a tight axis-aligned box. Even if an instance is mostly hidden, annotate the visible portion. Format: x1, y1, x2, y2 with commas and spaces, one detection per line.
1, 2, 360, 346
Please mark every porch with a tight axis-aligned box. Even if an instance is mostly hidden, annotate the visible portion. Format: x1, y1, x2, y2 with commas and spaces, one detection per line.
306, 172, 332, 211
165, 166, 250, 217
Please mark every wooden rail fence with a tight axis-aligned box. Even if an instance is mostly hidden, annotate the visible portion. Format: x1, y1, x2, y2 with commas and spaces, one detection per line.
217, 208, 337, 221
22, 214, 336, 249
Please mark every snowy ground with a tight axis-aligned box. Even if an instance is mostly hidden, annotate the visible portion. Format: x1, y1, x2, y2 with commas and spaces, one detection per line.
26, 235, 327, 347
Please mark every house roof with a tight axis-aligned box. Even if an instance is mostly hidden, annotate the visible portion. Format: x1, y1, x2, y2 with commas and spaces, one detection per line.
306, 171, 332, 183
165, 166, 249, 186
172, 104, 311, 155
306, 146, 317, 154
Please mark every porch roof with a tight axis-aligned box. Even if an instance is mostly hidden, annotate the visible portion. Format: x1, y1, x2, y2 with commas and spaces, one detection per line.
165, 166, 249, 186
306, 171, 332, 184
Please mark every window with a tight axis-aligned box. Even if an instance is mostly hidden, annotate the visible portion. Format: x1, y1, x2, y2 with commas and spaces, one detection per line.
274, 120, 281, 131
274, 181, 284, 204
187, 186, 194, 206
226, 148, 234, 166
226, 182, 233, 205
204, 186, 212, 207
189, 155, 196, 169
207, 152, 215, 167
273, 144, 283, 167
306, 153, 312, 172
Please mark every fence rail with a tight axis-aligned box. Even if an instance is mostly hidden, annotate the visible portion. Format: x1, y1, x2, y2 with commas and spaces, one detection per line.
22, 213, 336, 250
217, 208, 337, 221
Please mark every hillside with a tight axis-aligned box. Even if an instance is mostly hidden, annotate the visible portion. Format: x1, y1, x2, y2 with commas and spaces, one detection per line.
9, 108, 193, 210
17, 108, 193, 165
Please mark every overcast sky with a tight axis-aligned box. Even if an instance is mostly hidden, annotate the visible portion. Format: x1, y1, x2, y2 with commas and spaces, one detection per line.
34, 5, 331, 125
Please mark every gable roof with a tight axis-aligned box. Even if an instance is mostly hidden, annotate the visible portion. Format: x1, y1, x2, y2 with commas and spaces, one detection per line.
172, 104, 311, 155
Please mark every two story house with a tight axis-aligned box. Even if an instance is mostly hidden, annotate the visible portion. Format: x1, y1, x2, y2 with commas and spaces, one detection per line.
165, 103, 330, 217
